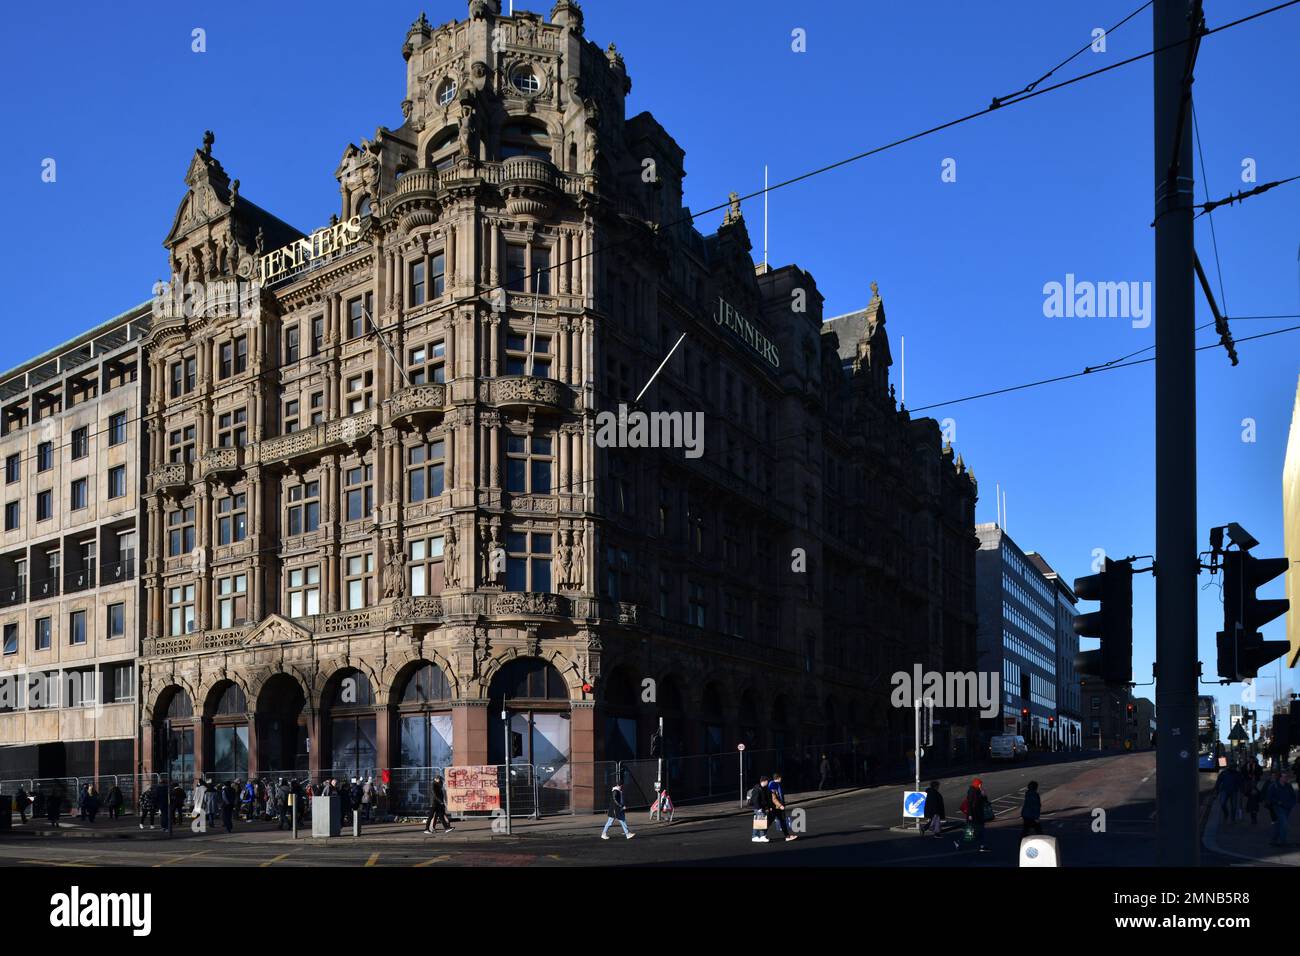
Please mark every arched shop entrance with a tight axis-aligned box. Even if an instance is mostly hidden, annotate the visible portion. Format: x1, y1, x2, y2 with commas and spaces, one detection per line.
394, 662, 455, 816
206, 681, 249, 778
488, 658, 572, 814
324, 668, 378, 780
156, 686, 196, 785
256, 674, 308, 775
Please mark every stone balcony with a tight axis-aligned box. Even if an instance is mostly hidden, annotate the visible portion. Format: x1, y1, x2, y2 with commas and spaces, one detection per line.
259, 407, 377, 465
384, 383, 447, 424
147, 461, 191, 494
484, 375, 570, 412
197, 445, 242, 479
498, 155, 564, 218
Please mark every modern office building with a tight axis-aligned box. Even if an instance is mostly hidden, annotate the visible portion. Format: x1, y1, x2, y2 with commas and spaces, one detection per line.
0, 2, 980, 812
0, 309, 148, 782
975, 523, 1058, 750
1026, 551, 1082, 750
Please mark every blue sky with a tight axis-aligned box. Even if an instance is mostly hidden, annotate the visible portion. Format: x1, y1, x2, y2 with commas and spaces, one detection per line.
2, 1, 1297, 735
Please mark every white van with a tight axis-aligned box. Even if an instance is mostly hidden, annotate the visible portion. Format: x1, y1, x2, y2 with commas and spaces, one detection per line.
990, 735, 1028, 761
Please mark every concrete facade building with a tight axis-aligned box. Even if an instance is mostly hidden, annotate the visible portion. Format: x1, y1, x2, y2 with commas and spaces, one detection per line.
0, 310, 148, 782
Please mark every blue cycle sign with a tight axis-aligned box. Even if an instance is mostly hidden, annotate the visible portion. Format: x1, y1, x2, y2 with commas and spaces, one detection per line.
903, 791, 927, 818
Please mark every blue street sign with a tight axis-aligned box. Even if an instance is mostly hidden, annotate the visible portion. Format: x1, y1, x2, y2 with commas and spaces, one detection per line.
903, 790, 927, 818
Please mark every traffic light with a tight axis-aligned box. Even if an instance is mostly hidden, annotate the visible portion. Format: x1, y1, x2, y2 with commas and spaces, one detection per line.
1073, 558, 1135, 685
1020, 707, 1029, 720
1217, 549, 1289, 681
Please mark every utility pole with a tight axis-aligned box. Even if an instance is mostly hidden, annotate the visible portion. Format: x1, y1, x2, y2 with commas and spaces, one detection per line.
1153, 0, 1200, 867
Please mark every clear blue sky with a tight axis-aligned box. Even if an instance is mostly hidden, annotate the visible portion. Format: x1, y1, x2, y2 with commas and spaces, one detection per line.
2, 1, 1297, 736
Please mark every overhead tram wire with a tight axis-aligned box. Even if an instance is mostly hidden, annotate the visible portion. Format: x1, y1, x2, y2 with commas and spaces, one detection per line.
360, 0, 1300, 344
908, 321, 1300, 414
1192, 104, 1230, 319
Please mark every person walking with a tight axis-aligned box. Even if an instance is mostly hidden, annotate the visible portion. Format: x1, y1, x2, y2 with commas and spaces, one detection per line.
170, 783, 184, 824
139, 784, 158, 830
220, 782, 236, 833
105, 784, 124, 820
923, 780, 946, 838
1266, 771, 1296, 847
46, 784, 63, 828
424, 774, 455, 833
1215, 764, 1241, 825
240, 779, 256, 822
14, 786, 30, 824
362, 778, 374, 822
818, 754, 831, 790
83, 786, 101, 824
1243, 774, 1262, 826
275, 779, 291, 830
600, 783, 634, 840
767, 772, 797, 842
76, 783, 89, 820
1020, 781, 1043, 838
954, 777, 992, 853
749, 774, 773, 843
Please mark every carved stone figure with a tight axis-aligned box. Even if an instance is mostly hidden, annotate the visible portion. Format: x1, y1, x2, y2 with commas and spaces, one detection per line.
555, 529, 573, 589
570, 528, 584, 591
383, 540, 408, 598
444, 526, 461, 588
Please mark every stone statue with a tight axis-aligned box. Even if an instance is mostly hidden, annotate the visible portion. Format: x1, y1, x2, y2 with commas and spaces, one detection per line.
570, 528, 584, 591
725, 191, 742, 224
443, 526, 460, 589
555, 530, 573, 590
383, 540, 407, 598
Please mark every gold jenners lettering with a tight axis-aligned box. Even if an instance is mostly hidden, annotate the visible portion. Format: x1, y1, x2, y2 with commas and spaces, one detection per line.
258, 216, 364, 284
713, 296, 780, 369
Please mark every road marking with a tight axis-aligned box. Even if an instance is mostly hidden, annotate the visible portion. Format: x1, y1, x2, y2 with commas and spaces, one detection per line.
413, 855, 451, 867
547, 853, 562, 860
153, 849, 210, 868
365, 852, 380, 867
20, 859, 97, 867
259, 852, 291, 868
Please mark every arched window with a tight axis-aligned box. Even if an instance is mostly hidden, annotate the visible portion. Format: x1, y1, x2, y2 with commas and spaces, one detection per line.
510, 67, 540, 95
398, 663, 454, 787
500, 121, 551, 161
487, 658, 571, 811
326, 668, 377, 779
427, 125, 459, 171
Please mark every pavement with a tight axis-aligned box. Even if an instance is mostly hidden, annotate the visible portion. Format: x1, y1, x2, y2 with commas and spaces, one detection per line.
1203, 788, 1300, 866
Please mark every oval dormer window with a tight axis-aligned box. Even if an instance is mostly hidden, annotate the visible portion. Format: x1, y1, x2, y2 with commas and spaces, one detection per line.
437, 78, 457, 107
511, 67, 540, 95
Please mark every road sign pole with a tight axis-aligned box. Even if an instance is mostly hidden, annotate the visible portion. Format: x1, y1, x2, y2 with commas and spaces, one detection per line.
914, 698, 922, 830
502, 708, 512, 835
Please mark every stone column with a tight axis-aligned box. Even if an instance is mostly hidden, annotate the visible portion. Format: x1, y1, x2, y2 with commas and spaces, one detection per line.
570, 700, 595, 813
452, 699, 489, 766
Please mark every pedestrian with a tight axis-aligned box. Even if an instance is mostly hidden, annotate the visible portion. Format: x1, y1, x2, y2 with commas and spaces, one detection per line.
46, 784, 63, 828
954, 777, 992, 853
170, 783, 184, 823
1216, 764, 1241, 824
749, 774, 773, 843
1020, 781, 1043, 838
1266, 771, 1295, 847
220, 782, 236, 833
362, 777, 374, 822
818, 754, 831, 790
600, 783, 635, 840
76, 783, 89, 820
239, 779, 255, 821
277, 779, 291, 830
424, 774, 454, 833
923, 780, 946, 838
105, 784, 123, 820
349, 778, 363, 824
1243, 774, 1261, 826
84, 786, 101, 823
14, 786, 30, 824
139, 783, 159, 830
767, 772, 797, 841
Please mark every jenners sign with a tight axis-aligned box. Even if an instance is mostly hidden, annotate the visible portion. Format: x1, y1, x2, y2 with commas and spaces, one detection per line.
713, 297, 780, 369
257, 216, 364, 284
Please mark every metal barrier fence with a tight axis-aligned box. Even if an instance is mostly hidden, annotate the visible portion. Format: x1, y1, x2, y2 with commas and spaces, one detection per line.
0, 740, 876, 823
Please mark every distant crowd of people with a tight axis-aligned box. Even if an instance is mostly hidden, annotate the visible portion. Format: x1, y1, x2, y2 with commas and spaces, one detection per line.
1214, 760, 1296, 847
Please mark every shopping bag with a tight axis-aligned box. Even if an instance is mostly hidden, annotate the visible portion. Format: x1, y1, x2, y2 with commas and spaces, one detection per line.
962, 822, 977, 843
982, 803, 995, 822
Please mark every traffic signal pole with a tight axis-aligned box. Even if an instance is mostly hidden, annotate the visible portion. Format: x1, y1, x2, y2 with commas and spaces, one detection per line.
1153, 0, 1200, 867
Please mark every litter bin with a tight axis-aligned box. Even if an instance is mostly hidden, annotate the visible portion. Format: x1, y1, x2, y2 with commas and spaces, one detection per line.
0, 795, 10, 831
312, 795, 341, 837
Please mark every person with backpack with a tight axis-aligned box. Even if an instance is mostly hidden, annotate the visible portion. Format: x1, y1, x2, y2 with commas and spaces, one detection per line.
767, 772, 797, 841
954, 777, 992, 853
923, 780, 946, 837
1266, 771, 1296, 847
750, 774, 773, 843
1020, 781, 1043, 837
600, 783, 634, 840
